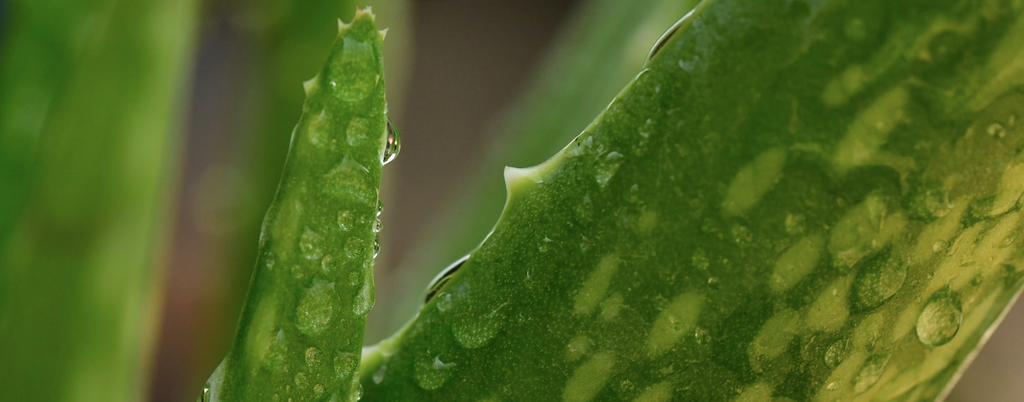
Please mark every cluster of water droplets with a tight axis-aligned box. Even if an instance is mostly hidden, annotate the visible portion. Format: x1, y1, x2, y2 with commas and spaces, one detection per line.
372, 118, 400, 261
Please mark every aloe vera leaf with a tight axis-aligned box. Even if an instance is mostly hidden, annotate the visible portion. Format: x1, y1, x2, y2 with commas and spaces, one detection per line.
201, 10, 390, 402
360, 0, 1024, 400
378, 0, 701, 341
188, 0, 409, 384
0, 0, 198, 401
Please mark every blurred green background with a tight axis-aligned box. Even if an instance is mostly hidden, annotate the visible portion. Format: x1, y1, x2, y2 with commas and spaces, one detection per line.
0, 0, 1020, 401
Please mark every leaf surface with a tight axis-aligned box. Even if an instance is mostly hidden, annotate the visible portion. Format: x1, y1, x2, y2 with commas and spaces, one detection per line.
361, 1, 1024, 400
202, 10, 390, 402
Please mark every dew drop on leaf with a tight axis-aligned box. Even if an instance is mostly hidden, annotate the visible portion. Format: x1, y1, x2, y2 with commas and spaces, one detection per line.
436, 292, 453, 313
850, 250, 907, 312
305, 347, 323, 367
373, 233, 381, 258
352, 274, 375, 315
296, 280, 337, 336
197, 387, 210, 402
853, 353, 890, 393
344, 237, 365, 261
383, 118, 401, 165
595, 151, 625, 188
916, 289, 962, 347
452, 312, 502, 349
334, 351, 358, 380
353, 383, 363, 402
824, 338, 850, 368
321, 255, 336, 273
372, 364, 387, 384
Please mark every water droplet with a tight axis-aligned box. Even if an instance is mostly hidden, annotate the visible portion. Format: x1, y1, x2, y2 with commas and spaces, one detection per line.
324, 157, 372, 204
707, 276, 720, 290
335, 37, 373, 102
338, 210, 354, 231
639, 118, 654, 138
383, 118, 401, 165
344, 237, 365, 261
453, 308, 503, 349
314, 383, 326, 397
300, 228, 324, 260
296, 280, 337, 336
353, 383, 363, 402
373, 364, 387, 384
373, 234, 381, 258
425, 255, 468, 303
824, 338, 850, 368
334, 352, 358, 379
853, 353, 890, 393
306, 347, 323, 367
916, 290, 962, 347
436, 292, 453, 313
415, 354, 456, 390
851, 249, 907, 312
265, 252, 276, 270
294, 372, 308, 388
197, 387, 210, 402
373, 218, 382, 233
826, 382, 839, 391
377, 199, 383, 217
353, 270, 375, 315
321, 255, 336, 273
988, 122, 1007, 138
595, 151, 625, 188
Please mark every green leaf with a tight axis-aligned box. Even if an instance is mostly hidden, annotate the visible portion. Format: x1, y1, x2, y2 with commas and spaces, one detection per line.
193, 0, 410, 384
361, 0, 1024, 400
0, 0, 198, 401
202, 10, 391, 402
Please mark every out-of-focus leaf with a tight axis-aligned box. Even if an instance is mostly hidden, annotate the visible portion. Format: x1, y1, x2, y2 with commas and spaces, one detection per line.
0, 0, 198, 401
361, 0, 1024, 400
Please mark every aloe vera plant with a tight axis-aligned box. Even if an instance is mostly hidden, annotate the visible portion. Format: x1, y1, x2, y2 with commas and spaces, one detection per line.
160, 0, 1024, 400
